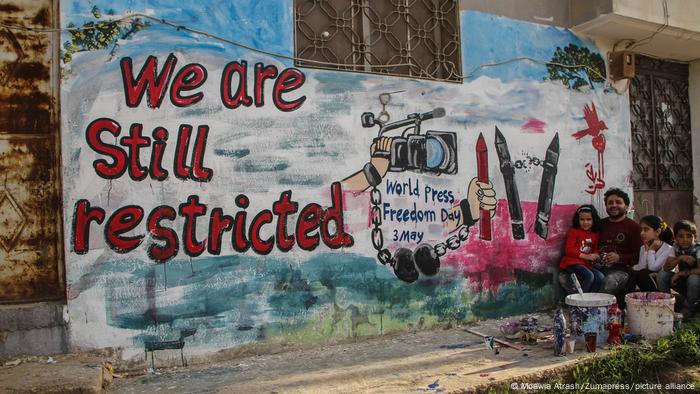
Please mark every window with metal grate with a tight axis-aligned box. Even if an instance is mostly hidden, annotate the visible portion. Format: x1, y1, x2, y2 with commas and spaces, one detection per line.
294, 0, 462, 83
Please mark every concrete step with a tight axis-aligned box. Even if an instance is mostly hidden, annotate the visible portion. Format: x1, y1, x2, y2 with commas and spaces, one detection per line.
0, 353, 109, 393
0, 302, 69, 358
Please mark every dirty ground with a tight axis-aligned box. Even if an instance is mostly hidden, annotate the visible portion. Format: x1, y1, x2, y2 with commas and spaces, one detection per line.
0, 352, 111, 393
103, 311, 604, 393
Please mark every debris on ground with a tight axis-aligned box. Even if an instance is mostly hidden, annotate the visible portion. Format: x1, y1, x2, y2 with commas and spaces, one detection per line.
4, 359, 21, 367
427, 379, 440, 389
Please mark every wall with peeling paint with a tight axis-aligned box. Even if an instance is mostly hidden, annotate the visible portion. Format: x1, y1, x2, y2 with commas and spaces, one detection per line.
0, 0, 63, 303
59, 1, 632, 360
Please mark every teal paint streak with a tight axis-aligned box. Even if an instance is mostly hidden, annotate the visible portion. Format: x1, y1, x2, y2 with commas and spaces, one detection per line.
277, 140, 326, 150
470, 278, 554, 319
234, 161, 289, 172
319, 101, 349, 113
307, 151, 339, 157
104, 256, 263, 329
96, 250, 554, 350
312, 70, 368, 95
278, 175, 324, 186
213, 148, 250, 158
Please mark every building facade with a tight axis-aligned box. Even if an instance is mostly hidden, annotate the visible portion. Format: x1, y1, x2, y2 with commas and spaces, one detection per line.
1, 0, 698, 362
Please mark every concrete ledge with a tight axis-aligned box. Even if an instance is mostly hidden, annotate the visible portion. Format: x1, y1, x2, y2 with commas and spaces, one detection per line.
0, 326, 69, 357
0, 353, 107, 394
0, 302, 69, 357
0, 302, 67, 331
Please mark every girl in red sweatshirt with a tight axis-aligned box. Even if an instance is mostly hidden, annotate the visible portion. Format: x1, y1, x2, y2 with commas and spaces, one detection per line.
560, 205, 604, 292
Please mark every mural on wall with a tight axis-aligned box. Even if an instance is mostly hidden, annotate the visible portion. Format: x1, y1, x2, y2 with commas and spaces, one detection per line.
60, 0, 632, 360
574, 103, 608, 198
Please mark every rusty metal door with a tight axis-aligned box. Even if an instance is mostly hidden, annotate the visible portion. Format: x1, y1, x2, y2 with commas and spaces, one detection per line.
0, 0, 64, 302
630, 55, 693, 226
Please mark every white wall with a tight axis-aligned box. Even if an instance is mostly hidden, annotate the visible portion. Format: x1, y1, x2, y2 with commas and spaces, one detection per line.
690, 61, 700, 223
613, 0, 700, 34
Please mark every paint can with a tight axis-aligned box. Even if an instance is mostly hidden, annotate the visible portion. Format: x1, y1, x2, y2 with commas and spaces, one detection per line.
584, 332, 597, 352
565, 293, 616, 346
625, 292, 675, 340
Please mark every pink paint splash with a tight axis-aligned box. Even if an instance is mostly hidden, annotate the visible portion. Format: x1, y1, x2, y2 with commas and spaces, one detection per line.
627, 292, 674, 303
521, 118, 546, 133
343, 188, 580, 294
442, 200, 579, 293
342, 188, 372, 234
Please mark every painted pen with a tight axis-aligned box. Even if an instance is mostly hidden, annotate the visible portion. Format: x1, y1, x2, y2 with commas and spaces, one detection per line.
494, 127, 524, 240
535, 133, 560, 240
476, 133, 491, 240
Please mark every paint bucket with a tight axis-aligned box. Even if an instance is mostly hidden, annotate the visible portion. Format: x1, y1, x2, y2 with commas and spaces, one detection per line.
625, 292, 675, 340
584, 332, 597, 352
566, 339, 576, 353
565, 293, 616, 345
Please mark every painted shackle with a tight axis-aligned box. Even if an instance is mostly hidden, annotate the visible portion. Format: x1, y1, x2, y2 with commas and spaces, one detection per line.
390, 243, 440, 283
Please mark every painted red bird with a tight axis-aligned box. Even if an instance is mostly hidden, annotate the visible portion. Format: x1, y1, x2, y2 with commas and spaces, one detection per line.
572, 102, 608, 150
573, 102, 608, 180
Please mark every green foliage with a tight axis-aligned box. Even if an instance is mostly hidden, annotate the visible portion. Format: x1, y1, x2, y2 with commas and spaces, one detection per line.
545, 43, 606, 90
470, 278, 553, 319
423, 290, 470, 322
569, 318, 700, 392
489, 317, 700, 393
62, 6, 148, 63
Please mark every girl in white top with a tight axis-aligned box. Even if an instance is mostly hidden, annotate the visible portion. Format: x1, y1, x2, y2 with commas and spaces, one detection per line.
632, 215, 675, 291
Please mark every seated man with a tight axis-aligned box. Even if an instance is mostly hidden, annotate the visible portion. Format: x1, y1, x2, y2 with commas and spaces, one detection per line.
597, 188, 642, 305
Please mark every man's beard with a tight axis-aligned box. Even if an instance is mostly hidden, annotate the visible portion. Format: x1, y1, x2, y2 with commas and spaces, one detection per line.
607, 208, 625, 219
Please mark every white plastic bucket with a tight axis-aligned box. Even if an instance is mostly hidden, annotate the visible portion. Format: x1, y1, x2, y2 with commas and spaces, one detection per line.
625, 292, 675, 340
565, 293, 616, 345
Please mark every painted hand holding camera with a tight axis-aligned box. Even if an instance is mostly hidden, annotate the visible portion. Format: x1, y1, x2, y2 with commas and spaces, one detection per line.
341, 107, 496, 282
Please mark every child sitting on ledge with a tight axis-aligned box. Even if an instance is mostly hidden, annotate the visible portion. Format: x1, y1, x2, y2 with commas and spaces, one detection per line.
658, 220, 700, 316
560, 205, 604, 293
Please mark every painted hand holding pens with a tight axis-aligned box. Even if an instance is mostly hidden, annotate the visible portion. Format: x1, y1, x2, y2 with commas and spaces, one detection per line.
467, 178, 496, 230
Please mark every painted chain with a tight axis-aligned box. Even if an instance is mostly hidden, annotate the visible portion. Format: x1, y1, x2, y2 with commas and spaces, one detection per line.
368, 184, 470, 267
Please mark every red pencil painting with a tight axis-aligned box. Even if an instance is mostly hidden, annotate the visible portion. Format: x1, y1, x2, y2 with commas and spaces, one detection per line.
476, 133, 491, 240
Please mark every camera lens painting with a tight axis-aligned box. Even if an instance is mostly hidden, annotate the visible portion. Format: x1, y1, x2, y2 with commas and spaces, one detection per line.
426, 137, 446, 169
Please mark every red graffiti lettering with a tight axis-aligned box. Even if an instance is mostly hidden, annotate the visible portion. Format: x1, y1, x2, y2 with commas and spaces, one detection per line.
85, 119, 212, 182
296, 203, 321, 251
72, 199, 106, 254
179, 195, 207, 257
120, 54, 178, 108
273, 68, 306, 112
85, 118, 127, 179
220, 61, 253, 109
272, 191, 298, 252
147, 206, 179, 263
70, 184, 353, 262
170, 63, 207, 107
104, 205, 145, 253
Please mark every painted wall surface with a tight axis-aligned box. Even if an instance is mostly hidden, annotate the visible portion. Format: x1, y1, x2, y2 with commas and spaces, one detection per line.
60, 1, 632, 359
690, 62, 700, 224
